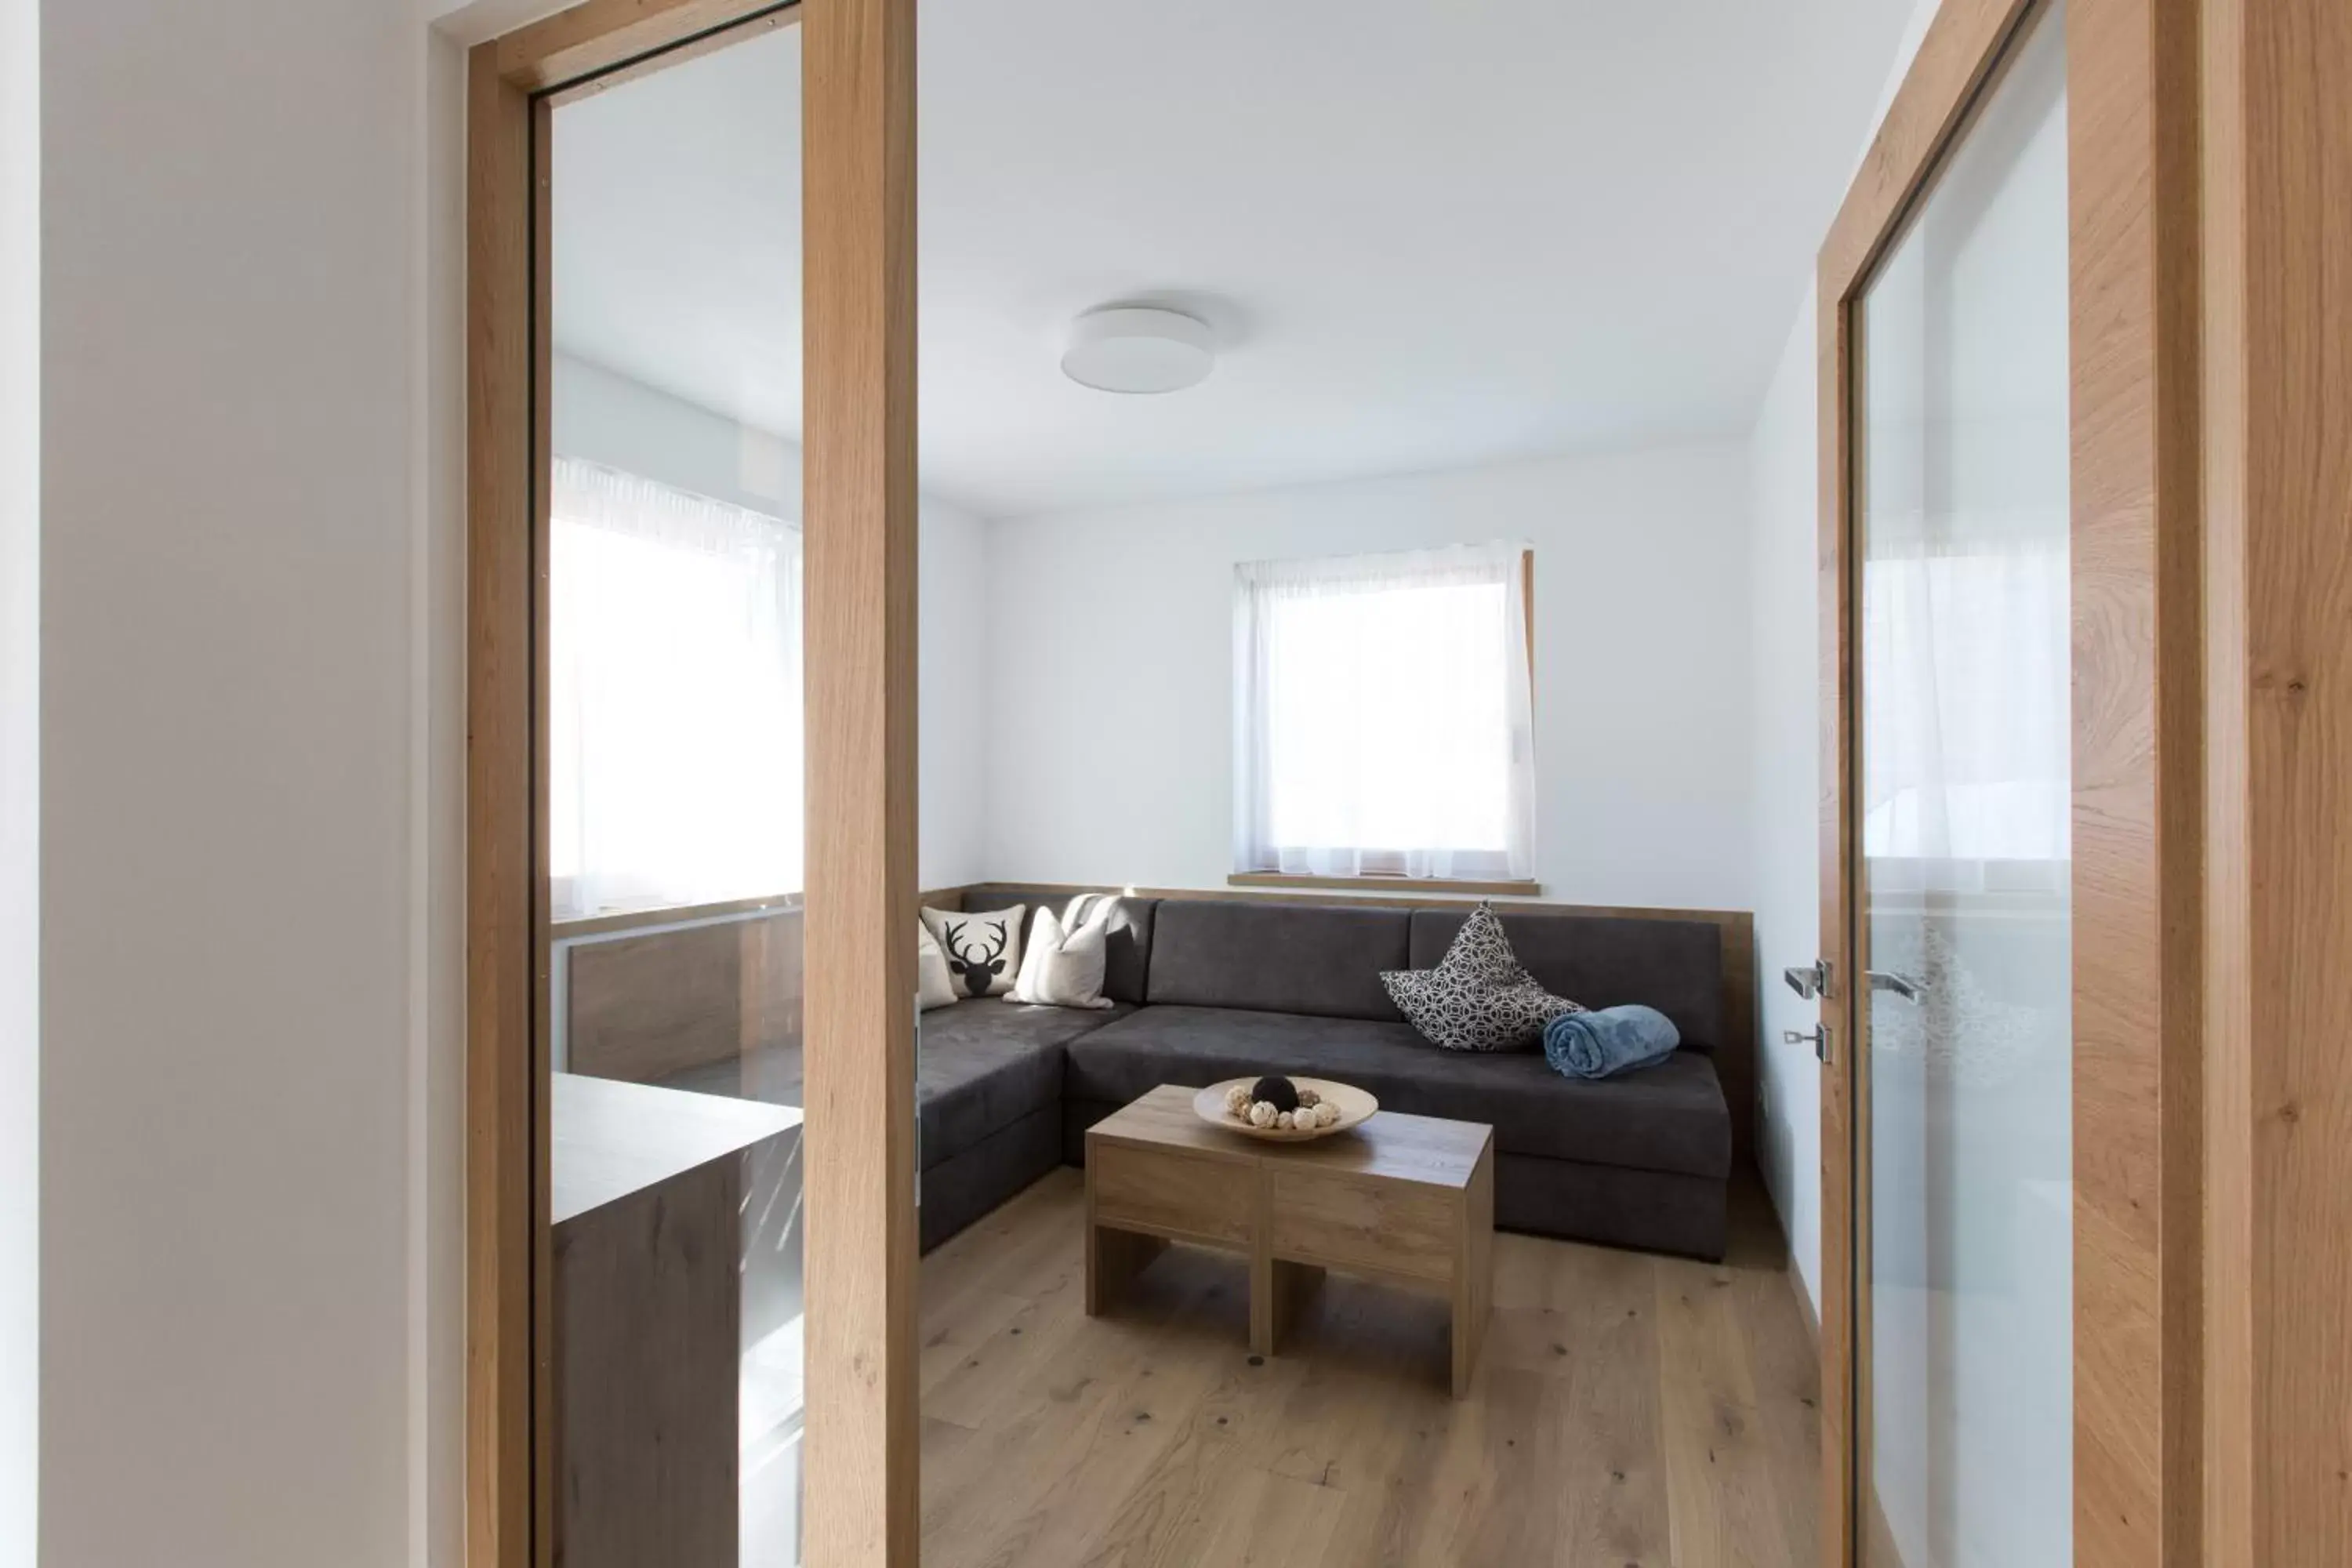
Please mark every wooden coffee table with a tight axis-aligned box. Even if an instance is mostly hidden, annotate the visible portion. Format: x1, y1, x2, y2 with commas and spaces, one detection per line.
1083, 1083, 1494, 1396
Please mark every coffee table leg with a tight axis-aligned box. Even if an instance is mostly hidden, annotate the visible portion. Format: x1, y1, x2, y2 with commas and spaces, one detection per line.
1250, 1254, 1324, 1358
1450, 1145, 1496, 1397
1449, 1287, 1483, 1398
1088, 1225, 1166, 1318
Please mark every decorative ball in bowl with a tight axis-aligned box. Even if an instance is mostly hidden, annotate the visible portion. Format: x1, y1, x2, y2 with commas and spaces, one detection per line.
1192, 1075, 1378, 1142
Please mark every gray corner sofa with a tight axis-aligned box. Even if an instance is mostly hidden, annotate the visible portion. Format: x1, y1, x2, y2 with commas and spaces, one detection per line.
911, 885, 1739, 1260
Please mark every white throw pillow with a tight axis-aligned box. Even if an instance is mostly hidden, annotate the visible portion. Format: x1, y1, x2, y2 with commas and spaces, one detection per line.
916, 923, 959, 1012
919, 905, 1025, 998
1007, 896, 1117, 1011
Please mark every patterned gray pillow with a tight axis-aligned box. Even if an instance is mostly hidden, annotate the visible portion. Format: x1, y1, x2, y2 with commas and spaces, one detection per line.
1381, 903, 1584, 1052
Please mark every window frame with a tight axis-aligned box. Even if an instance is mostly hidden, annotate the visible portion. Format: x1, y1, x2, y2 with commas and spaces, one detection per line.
1229, 542, 1538, 895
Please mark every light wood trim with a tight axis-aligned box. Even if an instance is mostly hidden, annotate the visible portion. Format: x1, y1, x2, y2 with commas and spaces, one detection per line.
541, 3, 800, 107
495, 0, 789, 92
1817, 0, 2037, 302
2201, 2, 2352, 1561
1225, 871, 1543, 898
1813, 212, 1860, 1568
551, 890, 804, 941
798, 0, 920, 1564
2070, 0, 2205, 1561
2198, 1, 2253, 1553
526, 96, 558, 1568
466, 43, 534, 1568
1521, 547, 1536, 693
1019, 877, 1742, 928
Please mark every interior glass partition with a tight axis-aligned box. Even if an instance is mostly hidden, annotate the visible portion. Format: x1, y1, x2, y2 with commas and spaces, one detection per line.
1852, 5, 2073, 1563
544, 21, 810, 1567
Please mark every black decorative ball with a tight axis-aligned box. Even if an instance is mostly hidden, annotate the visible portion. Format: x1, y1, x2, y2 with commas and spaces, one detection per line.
1250, 1075, 1299, 1114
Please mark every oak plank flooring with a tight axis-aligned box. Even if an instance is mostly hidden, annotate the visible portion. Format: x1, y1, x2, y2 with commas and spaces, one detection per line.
920, 1168, 1817, 1568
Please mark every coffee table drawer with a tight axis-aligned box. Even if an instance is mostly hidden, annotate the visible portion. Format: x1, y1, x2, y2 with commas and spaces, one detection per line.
1091, 1142, 1255, 1246
1268, 1167, 1457, 1284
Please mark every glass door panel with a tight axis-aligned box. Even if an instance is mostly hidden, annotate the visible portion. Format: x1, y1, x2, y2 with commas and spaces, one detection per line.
546, 22, 809, 1568
1853, 4, 2071, 1563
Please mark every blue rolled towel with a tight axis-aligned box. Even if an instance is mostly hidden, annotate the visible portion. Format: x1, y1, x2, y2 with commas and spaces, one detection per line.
1544, 1004, 1682, 1080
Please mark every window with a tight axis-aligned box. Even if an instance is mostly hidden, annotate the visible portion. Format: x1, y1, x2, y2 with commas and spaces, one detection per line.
548, 457, 802, 920
1232, 543, 1535, 882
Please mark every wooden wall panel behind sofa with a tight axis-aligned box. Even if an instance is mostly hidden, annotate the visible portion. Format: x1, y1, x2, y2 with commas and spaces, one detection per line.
564, 904, 804, 1085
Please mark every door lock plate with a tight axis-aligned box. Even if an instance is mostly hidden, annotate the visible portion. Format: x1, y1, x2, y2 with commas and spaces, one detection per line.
1782, 1024, 1835, 1065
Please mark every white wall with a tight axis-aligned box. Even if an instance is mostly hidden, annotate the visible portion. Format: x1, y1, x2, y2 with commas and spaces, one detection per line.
417, 31, 469, 1568
37, 2, 444, 1563
2, 2, 39, 1564
1748, 294, 1827, 1306
551, 354, 993, 889
918, 491, 992, 890
1745, 0, 1943, 1315
985, 445, 1755, 912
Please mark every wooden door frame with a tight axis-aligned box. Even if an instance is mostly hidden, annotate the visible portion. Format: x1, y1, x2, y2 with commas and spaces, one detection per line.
1813, 0, 2202, 1563
2198, 2, 2352, 1562
465, 2, 921, 1566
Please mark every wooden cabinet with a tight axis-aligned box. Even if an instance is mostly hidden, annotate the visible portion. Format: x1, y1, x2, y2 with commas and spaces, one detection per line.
551, 1074, 802, 1568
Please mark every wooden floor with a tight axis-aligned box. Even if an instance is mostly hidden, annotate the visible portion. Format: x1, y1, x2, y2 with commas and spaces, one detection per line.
918, 1167, 1820, 1568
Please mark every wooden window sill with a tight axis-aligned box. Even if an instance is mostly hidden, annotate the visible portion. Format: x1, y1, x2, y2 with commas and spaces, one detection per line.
1226, 872, 1542, 898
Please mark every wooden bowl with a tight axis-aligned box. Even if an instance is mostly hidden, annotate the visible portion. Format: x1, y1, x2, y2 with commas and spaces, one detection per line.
1192, 1078, 1379, 1142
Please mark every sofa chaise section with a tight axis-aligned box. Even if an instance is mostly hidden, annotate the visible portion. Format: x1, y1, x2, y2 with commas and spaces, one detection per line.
914, 998, 1138, 1247
662, 994, 1134, 1250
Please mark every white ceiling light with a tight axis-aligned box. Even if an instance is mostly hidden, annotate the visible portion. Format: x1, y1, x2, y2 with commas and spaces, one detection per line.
1061, 306, 1217, 394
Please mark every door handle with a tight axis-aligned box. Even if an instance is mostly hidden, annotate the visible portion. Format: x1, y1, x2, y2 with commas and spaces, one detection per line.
1783, 960, 1833, 1000
1866, 970, 1928, 1002
1783, 1025, 1834, 1065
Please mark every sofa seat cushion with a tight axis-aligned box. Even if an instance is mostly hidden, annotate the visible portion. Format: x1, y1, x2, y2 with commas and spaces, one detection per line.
917, 998, 1133, 1164
1146, 898, 1411, 1021
1064, 1004, 1729, 1180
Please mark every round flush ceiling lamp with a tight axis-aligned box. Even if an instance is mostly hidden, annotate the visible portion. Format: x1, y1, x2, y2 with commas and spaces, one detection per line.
1061, 306, 1217, 394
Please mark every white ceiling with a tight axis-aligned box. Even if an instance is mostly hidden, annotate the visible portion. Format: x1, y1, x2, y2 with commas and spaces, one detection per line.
553, 0, 1915, 520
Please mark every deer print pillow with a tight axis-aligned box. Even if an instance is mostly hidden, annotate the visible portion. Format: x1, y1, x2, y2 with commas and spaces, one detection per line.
920, 905, 1027, 998
916, 923, 960, 1011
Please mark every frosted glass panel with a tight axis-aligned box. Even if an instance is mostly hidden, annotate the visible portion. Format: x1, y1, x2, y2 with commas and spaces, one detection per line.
1855, 3, 2071, 1565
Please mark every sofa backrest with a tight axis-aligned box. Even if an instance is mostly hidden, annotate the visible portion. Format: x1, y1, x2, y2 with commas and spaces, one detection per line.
1144, 898, 1410, 1021
1409, 908, 1725, 1051
953, 884, 1159, 1005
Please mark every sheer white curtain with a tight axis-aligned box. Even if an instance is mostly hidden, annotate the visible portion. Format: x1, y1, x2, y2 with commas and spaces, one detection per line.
1859, 535, 2070, 875
1232, 543, 1535, 880
549, 457, 802, 920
